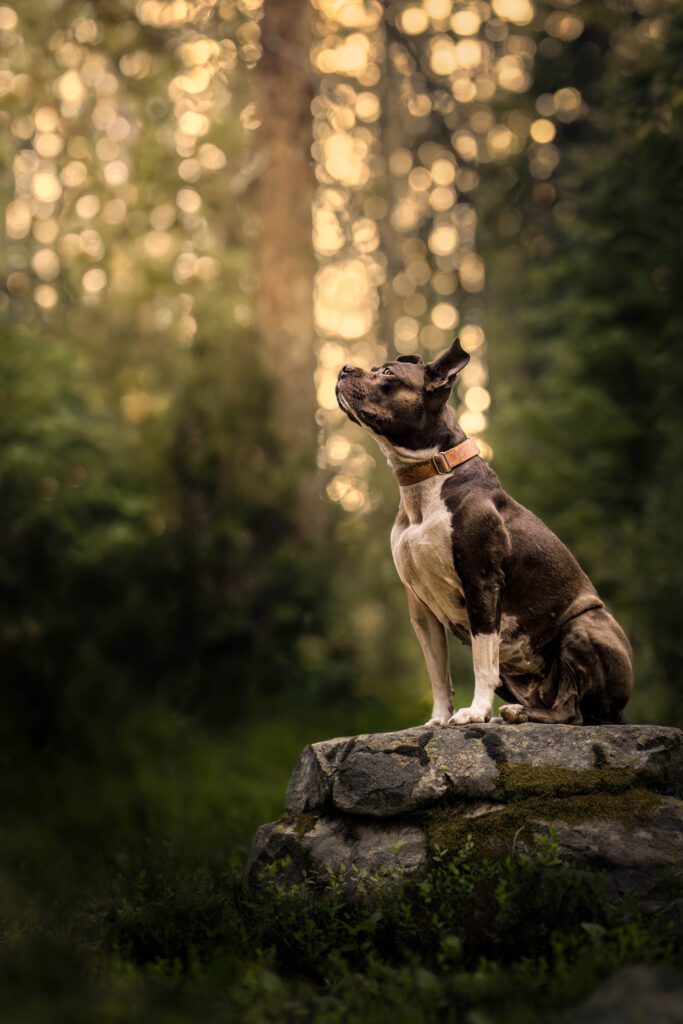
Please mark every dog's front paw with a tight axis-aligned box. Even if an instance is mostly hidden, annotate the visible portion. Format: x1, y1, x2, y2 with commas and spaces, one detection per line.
448, 707, 489, 726
425, 709, 453, 727
500, 704, 529, 724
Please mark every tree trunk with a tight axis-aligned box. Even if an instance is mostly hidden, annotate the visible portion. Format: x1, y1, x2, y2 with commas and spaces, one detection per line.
255, 0, 316, 461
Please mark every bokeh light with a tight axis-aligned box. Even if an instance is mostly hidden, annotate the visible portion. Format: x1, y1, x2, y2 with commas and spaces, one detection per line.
307, 0, 592, 509
1, 0, 261, 371
2, 0, 650, 520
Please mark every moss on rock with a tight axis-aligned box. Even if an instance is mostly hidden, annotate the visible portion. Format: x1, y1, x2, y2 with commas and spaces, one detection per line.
419, 788, 662, 859
292, 813, 319, 838
497, 763, 638, 801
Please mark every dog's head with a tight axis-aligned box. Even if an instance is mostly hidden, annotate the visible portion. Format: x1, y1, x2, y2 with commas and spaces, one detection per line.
335, 337, 469, 451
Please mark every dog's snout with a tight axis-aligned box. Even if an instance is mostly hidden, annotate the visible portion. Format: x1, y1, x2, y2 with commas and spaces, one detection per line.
339, 364, 354, 378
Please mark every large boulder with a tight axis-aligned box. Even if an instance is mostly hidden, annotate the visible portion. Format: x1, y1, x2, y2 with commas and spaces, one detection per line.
246, 723, 683, 896
552, 965, 683, 1024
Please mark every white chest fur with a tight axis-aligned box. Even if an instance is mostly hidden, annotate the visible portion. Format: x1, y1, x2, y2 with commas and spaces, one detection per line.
390, 474, 544, 677
390, 476, 468, 631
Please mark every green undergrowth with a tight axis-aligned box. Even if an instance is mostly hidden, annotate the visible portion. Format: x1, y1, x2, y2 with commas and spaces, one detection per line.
3, 805, 680, 1024
1, 704, 679, 1024
97, 836, 679, 1024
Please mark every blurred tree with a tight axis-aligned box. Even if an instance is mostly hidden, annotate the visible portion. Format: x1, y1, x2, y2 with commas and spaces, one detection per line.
255, 0, 317, 465
0, 0, 355, 748
485, 4, 683, 723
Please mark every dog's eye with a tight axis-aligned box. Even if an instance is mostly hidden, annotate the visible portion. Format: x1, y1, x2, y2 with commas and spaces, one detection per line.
380, 367, 394, 376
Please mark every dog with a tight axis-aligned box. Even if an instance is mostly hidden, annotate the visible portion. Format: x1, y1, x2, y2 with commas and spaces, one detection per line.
336, 337, 633, 726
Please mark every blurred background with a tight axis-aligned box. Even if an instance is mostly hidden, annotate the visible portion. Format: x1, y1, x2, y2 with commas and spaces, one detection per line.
0, 0, 681, 1018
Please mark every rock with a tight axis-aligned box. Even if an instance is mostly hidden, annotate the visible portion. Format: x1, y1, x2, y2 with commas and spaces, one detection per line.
542, 797, 683, 875
247, 723, 683, 894
529, 795, 683, 900
552, 964, 683, 1024
245, 815, 427, 892
285, 724, 683, 818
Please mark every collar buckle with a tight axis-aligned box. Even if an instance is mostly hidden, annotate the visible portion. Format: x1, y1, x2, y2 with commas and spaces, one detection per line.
431, 452, 450, 475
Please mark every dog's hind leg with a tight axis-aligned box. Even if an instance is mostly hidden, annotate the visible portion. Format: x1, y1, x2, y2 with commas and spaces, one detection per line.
500, 608, 632, 725
575, 609, 633, 724
499, 662, 582, 723
499, 698, 582, 725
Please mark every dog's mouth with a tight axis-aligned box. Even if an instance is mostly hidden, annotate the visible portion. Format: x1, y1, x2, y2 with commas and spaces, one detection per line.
336, 380, 366, 426
337, 391, 388, 437
336, 372, 392, 436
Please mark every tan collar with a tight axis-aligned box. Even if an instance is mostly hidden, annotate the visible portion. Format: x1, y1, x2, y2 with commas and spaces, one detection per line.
394, 438, 480, 487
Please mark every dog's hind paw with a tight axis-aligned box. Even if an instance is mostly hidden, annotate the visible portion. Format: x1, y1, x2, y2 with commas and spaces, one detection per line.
500, 704, 529, 724
448, 707, 489, 726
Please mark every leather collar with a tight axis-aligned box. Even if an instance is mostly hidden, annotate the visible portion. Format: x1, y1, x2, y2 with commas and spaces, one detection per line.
394, 438, 480, 487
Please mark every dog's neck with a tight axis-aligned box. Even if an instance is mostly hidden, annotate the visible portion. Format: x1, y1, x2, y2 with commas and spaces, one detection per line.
374, 409, 466, 471
375, 436, 439, 468
371, 412, 466, 525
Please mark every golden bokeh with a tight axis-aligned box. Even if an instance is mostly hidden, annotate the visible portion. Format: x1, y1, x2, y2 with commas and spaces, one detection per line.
1, 0, 633, 516
0, 0, 264, 384
530, 117, 556, 143
399, 7, 430, 36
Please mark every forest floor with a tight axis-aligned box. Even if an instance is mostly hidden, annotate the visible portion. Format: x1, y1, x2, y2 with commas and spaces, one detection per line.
1, 699, 681, 1024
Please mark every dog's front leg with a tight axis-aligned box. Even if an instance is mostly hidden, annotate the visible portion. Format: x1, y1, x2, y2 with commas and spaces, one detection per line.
449, 509, 507, 725
448, 632, 500, 725
406, 590, 453, 726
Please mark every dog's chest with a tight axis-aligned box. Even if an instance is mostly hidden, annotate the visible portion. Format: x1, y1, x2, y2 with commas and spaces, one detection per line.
391, 484, 468, 631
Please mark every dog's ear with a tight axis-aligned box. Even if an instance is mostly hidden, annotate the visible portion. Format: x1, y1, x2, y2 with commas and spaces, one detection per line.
424, 337, 469, 392
397, 354, 422, 364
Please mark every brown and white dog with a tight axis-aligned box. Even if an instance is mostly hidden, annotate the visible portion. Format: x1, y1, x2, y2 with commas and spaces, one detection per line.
336, 337, 633, 727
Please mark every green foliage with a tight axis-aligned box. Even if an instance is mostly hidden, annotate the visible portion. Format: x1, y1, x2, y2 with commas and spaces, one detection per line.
243, 837, 615, 977
6, 832, 675, 1024
0, 318, 356, 747
0, 0, 366, 751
